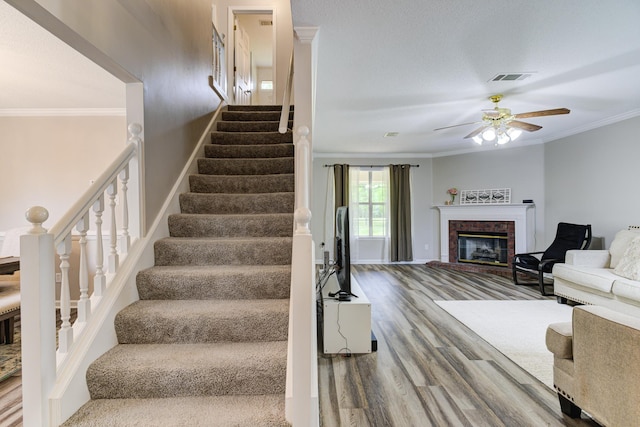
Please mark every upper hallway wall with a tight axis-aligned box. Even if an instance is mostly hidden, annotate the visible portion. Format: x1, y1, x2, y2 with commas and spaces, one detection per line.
13, 0, 221, 232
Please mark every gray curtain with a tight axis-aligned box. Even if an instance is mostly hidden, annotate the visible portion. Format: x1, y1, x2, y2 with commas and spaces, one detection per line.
390, 164, 413, 262
333, 164, 349, 211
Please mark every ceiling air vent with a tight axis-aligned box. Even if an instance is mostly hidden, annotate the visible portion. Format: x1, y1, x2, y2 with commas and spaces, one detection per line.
489, 72, 536, 82
259, 20, 273, 26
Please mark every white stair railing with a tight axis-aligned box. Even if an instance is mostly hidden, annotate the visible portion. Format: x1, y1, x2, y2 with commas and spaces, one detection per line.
286, 26, 320, 427
20, 123, 143, 427
279, 51, 294, 134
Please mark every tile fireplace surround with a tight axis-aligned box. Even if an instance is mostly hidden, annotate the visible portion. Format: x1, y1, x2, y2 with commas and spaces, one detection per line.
435, 204, 536, 271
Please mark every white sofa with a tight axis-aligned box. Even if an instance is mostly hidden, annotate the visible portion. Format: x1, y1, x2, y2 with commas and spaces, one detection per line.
553, 229, 640, 317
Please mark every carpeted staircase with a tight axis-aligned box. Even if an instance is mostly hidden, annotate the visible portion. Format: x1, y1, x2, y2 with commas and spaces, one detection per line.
63, 105, 294, 426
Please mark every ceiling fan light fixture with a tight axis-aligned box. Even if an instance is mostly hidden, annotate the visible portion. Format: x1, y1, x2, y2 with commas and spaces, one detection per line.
497, 132, 510, 145
507, 127, 522, 141
472, 135, 483, 144
482, 128, 496, 141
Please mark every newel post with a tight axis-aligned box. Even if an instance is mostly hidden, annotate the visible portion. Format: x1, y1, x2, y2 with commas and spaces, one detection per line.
20, 206, 56, 427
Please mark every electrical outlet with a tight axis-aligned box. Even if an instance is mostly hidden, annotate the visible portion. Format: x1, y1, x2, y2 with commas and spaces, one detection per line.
55, 273, 62, 283
424, 244, 429, 250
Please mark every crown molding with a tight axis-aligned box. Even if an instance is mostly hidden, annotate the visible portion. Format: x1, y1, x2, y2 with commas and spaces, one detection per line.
0, 108, 126, 117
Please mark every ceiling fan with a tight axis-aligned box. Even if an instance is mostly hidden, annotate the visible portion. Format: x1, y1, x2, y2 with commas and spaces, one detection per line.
434, 94, 570, 145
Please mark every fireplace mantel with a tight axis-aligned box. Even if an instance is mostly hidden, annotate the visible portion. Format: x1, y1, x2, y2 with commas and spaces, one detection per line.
435, 204, 536, 263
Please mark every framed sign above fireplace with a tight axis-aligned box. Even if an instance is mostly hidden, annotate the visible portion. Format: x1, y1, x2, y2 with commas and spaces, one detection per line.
460, 188, 511, 205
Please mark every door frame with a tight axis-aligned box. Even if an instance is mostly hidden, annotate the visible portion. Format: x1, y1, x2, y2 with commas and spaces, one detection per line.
226, 6, 277, 104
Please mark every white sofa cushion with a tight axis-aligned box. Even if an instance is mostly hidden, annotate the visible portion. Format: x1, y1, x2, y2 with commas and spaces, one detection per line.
553, 263, 618, 293
609, 229, 640, 268
565, 249, 611, 268
613, 235, 640, 281
612, 278, 640, 305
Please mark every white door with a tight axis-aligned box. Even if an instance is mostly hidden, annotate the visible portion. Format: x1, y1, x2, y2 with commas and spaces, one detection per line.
234, 18, 252, 105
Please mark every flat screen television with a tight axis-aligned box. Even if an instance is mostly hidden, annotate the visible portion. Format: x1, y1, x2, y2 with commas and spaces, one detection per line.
334, 206, 356, 301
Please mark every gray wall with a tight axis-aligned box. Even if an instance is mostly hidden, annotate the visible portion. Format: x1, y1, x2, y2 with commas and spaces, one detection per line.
17, 0, 221, 232
432, 145, 546, 253
544, 116, 640, 247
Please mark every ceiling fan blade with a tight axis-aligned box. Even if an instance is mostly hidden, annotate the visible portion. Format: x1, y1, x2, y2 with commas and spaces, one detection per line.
434, 121, 481, 131
509, 120, 542, 132
514, 108, 570, 119
464, 126, 488, 139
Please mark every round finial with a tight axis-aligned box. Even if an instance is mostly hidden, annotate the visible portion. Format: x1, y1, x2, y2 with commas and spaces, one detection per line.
297, 126, 310, 137
128, 123, 143, 136
25, 206, 49, 234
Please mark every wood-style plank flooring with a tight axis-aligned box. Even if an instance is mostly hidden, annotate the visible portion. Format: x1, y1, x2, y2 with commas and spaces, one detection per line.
0, 372, 21, 427
0, 267, 599, 426
318, 264, 600, 427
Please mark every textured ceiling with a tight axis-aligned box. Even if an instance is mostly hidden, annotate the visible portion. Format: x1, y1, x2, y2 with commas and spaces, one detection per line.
0, 1, 125, 111
291, 0, 640, 156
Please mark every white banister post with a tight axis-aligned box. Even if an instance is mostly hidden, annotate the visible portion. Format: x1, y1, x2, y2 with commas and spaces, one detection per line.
126, 121, 144, 240
93, 195, 106, 296
56, 233, 73, 353
119, 165, 130, 254
20, 206, 56, 427
295, 127, 312, 236
107, 179, 119, 273
287, 26, 320, 427
76, 214, 91, 323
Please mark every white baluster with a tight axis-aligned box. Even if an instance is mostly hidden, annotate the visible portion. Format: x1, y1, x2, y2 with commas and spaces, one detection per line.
119, 165, 130, 254
57, 233, 73, 353
93, 195, 106, 296
107, 180, 119, 273
76, 214, 90, 322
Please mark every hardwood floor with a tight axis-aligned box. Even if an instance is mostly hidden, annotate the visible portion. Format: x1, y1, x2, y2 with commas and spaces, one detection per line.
0, 372, 21, 427
0, 267, 598, 426
318, 264, 600, 427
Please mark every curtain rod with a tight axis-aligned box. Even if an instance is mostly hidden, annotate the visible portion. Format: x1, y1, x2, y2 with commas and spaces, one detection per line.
323, 164, 419, 168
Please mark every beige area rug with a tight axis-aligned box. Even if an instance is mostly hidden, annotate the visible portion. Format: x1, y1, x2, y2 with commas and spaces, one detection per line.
434, 300, 573, 388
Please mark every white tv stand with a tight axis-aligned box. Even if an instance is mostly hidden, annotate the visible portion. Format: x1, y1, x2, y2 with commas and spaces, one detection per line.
320, 272, 372, 354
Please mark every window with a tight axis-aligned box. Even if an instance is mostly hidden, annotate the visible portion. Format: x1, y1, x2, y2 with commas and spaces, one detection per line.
260, 80, 273, 90
350, 168, 389, 237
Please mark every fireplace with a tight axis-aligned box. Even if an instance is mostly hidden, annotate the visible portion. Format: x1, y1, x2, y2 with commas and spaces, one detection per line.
435, 204, 535, 274
449, 220, 515, 268
457, 232, 508, 266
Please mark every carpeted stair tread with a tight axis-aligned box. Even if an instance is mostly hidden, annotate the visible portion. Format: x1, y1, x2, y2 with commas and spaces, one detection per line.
168, 213, 293, 238
86, 341, 287, 399
136, 265, 291, 300
61, 394, 289, 427
228, 105, 293, 112
197, 157, 294, 175
189, 173, 294, 193
179, 192, 294, 215
205, 143, 293, 158
154, 237, 292, 266
115, 299, 289, 344
211, 131, 293, 145
221, 111, 293, 121
217, 120, 292, 132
